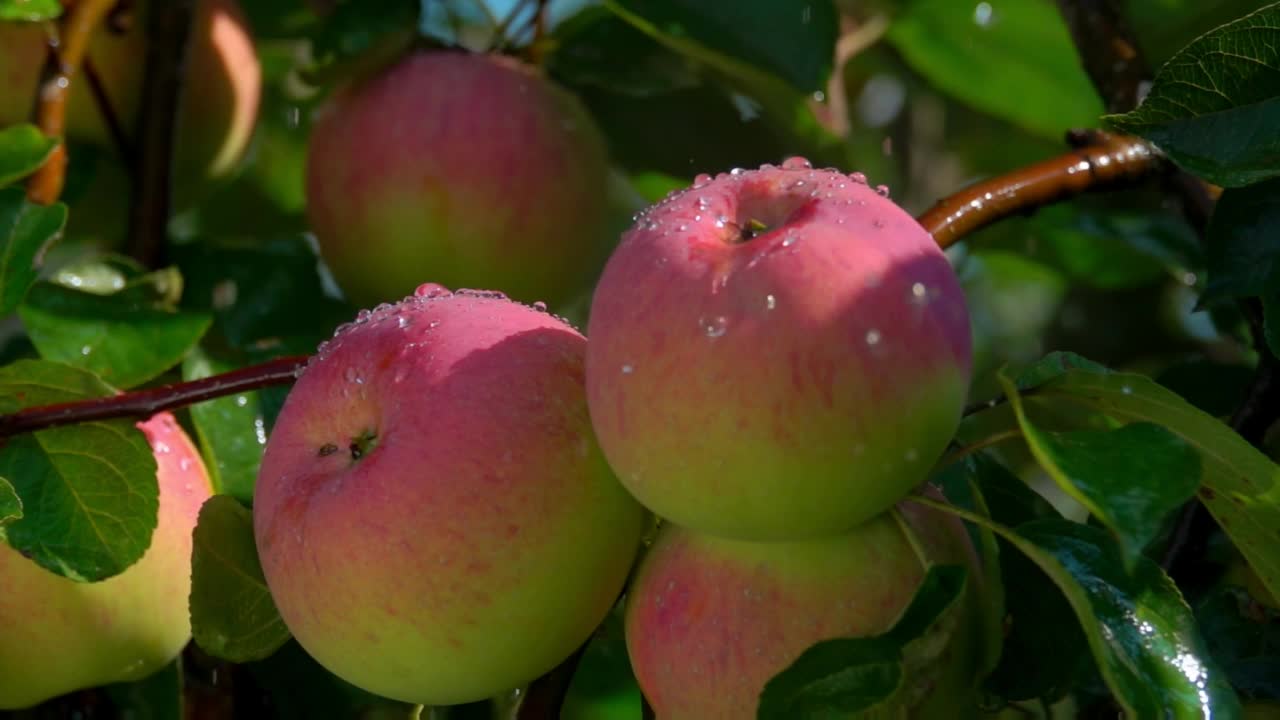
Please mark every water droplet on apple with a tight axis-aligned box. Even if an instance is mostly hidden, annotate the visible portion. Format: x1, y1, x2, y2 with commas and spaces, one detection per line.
729, 167, 744, 175
621, 363, 634, 375
155, 441, 171, 454
699, 315, 729, 338
875, 184, 891, 197
697, 197, 710, 210
678, 224, 687, 232
532, 301, 548, 312
781, 234, 798, 247
865, 329, 881, 345
849, 172, 867, 184
781, 156, 813, 170
180, 457, 192, 471
344, 367, 363, 384
414, 283, 451, 298
764, 294, 777, 310
715, 215, 728, 228
356, 308, 372, 321
397, 316, 410, 329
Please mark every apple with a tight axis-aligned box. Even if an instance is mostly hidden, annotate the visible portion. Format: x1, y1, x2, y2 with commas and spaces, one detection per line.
304, 50, 613, 309
624, 493, 987, 719
0, 412, 214, 710
252, 286, 647, 706
585, 159, 973, 541
0, 0, 262, 204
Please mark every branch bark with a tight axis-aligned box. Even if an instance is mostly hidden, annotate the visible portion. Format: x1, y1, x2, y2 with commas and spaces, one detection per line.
24, 0, 119, 205
0, 355, 305, 438
126, 0, 195, 267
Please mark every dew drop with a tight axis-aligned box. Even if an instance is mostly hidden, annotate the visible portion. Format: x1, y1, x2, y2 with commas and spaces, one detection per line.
912, 282, 927, 299
414, 283, 451, 298
865, 329, 881, 345
621, 364, 634, 375
781, 156, 813, 170
180, 457, 192, 471
729, 167, 744, 176
693, 173, 712, 187
875, 184, 891, 197
765, 294, 777, 310
849, 172, 867, 184
699, 316, 729, 338
1122, 385, 1133, 395
155, 442, 171, 455
344, 367, 363, 384
80, 345, 92, 356
532, 301, 547, 312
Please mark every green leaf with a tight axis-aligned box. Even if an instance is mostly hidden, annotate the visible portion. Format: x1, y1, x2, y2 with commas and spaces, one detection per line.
1195, 585, 1280, 700
0, 475, 21, 526
308, 0, 417, 66
0, 124, 57, 187
190, 495, 291, 663
0, 360, 158, 582
885, 0, 1104, 140
562, 605, 642, 720
548, 6, 700, 97
757, 565, 967, 718
1019, 361, 1280, 605
1265, 290, 1280, 358
1203, 178, 1280, 306
182, 349, 265, 503
19, 280, 212, 389
1105, 3, 1280, 187
1030, 204, 1203, 290
1015, 350, 1111, 390
606, 0, 836, 94
171, 235, 352, 355
1000, 370, 1202, 570
914, 501, 1242, 718
0, 187, 66, 316
103, 657, 183, 720
0, 0, 61, 21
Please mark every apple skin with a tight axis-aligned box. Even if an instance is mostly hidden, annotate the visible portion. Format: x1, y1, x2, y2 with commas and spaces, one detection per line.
252, 287, 647, 706
304, 50, 613, 309
0, 412, 214, 710
624, 493, 987, 719
585, 160, 972, 541
0, 0, 262, 203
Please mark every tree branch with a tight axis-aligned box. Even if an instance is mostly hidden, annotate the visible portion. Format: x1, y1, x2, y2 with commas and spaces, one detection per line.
24, 0, 119, 205
0, 355, 305, 438
917, 130, 1164, 249
126, 0, 195, 267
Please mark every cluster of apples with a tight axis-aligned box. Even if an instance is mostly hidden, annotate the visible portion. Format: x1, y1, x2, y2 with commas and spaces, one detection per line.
257, 48, 986, 716
0, 36, 983, 716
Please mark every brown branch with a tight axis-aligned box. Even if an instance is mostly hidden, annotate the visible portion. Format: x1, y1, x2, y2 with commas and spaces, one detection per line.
1054, 0, 1151, 114
126, 0, 195, 267
25, 0, 119, 205
82, 57, 137, 174
0, 355, 305, 438
917, 130, 1164, 249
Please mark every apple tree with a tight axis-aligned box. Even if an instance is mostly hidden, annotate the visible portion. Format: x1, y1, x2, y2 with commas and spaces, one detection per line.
0, 0, 1277, 718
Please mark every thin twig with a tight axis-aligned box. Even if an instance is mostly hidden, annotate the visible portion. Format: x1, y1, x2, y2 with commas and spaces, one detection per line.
82, 57, 137, 174
917, 130, 1164, 249
937, 429, 1025, 471
25, 0, 119, 205
0, 355, 305, 438
126, 0, 195, 267
1054, 0, 1150, 114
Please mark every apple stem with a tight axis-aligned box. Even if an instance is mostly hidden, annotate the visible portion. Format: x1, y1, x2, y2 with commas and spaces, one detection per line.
0, 355, 306, 439
126, 0, 195, 267
24, 0, 120, 205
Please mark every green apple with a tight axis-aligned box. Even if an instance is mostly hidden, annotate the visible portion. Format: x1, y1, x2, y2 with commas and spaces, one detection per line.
303, 50, 613, 308
253, 286, 646, 706
625, 492, 988, 719
0, 412, 214, 710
